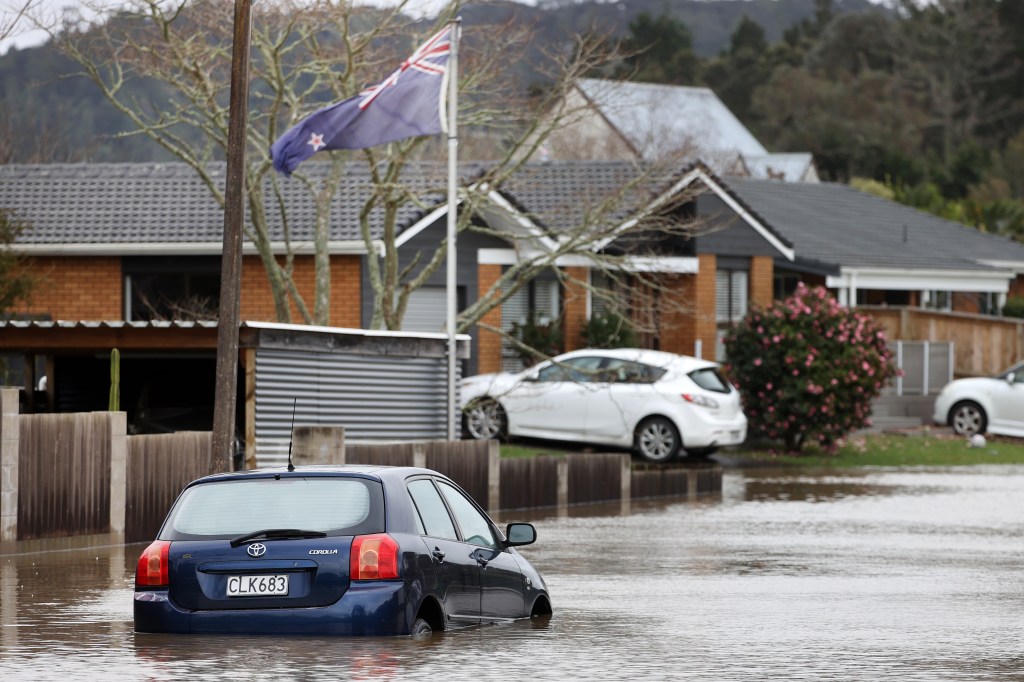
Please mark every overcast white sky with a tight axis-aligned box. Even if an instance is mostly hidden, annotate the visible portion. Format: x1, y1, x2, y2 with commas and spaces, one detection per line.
0, 0, 463, 54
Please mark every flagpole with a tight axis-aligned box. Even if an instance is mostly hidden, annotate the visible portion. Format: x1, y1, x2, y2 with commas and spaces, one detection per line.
446, 19, 461, 441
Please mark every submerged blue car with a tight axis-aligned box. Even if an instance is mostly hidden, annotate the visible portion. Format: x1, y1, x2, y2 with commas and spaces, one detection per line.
134, 465, 551, 636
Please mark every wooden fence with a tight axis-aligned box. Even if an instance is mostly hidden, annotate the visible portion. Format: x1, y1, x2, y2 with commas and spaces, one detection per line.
126, 432, 211, 544
16, 412, 115, 541
862, 306, 1024, 377
1, 388, 723, 545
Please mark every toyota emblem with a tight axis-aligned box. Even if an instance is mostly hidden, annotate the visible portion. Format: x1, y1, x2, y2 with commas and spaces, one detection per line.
247, 543, 267, 557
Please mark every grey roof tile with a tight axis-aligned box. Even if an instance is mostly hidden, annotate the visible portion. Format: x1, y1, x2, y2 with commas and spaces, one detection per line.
723, 177, 1024, 271
0, 161, 477, 247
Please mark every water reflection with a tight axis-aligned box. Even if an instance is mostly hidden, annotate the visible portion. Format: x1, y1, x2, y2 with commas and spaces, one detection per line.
1, 466, 1023, 680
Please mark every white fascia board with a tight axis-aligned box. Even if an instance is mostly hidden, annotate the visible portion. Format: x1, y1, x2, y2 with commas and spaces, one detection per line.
394, 203, 454, 248
15, 241, 374, 256
975, 259, 1024, 274
590, 166, 703, 251
695, 169, 795, 261
242, 320, 472, 342
483, 188, 560, 252
827, 267, 1013, 293
589, 167, 796, 262
622, 256, 698, 273
477, 248, 697, 273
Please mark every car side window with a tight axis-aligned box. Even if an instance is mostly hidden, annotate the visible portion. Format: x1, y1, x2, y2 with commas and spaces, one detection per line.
407, 479, 458, 541
600, 359, 666, 384
436, 481, 498, 549
537, 356, 604, 383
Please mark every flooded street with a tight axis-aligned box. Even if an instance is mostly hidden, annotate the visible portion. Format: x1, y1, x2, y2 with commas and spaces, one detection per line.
2, 465, 1023, 680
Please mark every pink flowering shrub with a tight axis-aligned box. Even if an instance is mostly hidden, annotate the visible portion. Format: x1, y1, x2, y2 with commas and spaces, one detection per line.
723, 284, 898, 453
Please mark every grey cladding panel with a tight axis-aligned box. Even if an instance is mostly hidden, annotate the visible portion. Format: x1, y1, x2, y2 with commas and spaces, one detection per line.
696, 194, 782, 257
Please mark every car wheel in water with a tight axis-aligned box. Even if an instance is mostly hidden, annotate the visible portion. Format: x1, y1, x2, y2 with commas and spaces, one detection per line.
950, 401, 987, 436
634, 417, 680, 463
463, 398, 507, 440
411, 617, 433, 638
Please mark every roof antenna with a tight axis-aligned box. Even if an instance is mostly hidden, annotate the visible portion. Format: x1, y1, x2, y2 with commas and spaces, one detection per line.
287, 398, 297, 472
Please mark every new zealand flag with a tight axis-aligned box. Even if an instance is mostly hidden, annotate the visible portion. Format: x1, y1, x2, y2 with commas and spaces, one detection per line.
271, 26, 451, 175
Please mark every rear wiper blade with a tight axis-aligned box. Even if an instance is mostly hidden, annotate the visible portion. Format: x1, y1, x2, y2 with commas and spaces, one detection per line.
230, 528, 327, 548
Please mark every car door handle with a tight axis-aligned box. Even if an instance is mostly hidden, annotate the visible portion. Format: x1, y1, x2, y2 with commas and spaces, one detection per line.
431, 548, 446, 562
474, 552, 489, 567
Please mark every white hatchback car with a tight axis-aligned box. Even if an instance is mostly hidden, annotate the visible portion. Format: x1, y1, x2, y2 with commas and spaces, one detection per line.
460, 349, 747, 462
932, 360, 1024, 437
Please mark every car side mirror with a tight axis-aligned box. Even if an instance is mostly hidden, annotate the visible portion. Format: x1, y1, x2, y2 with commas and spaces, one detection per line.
1007, 372, 1016, 385
504, 522, 536, 547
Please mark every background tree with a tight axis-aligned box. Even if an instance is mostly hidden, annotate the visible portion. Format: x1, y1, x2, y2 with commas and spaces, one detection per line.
614, 11, 700, 84
0, 208, 35, 317
702, 16, 773, 125
45, 0, 705, 350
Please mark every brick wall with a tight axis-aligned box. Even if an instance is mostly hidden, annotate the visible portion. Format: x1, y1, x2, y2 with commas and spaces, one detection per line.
12, 256, 122, 319
692, 254, 718, 358
240, 254, 361, 326
475, 264, 504, 374
562, 267, 588, 351
749, 255, 773, 308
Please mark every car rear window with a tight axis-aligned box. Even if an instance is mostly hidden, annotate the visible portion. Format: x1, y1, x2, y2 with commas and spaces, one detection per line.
158, 477, 385, 540
688, 367, 732, 393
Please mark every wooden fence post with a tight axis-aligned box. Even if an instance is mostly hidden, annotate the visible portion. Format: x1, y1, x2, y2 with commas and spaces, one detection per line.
108, 411, 127, 537
556, 458, 569, 514
1, 388, 19, 542
487, 440, 500, 512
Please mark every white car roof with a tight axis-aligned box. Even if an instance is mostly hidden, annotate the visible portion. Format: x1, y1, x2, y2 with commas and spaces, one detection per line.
554, 348, 718, 372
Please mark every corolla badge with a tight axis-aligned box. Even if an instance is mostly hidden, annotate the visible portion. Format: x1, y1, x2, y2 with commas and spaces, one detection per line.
247, 543, 267, 557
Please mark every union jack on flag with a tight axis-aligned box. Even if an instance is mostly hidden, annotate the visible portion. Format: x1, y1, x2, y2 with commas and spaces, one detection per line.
271, 26, 454, 176
358, 27, 451, 110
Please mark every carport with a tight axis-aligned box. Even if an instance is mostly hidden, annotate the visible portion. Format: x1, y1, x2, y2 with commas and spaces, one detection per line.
0, 320, 470, 467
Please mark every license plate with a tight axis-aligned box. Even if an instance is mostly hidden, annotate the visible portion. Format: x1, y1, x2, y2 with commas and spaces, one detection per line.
226, 574, 289, 597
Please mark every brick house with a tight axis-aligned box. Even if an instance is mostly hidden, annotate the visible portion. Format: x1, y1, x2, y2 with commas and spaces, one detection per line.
3, 160, 1024, 387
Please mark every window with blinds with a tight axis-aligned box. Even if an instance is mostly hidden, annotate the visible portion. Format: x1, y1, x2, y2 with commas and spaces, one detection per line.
716, 270, 748, 323
716, 269, 748, 361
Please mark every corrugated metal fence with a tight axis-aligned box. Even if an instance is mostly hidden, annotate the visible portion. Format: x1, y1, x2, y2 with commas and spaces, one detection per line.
254, 349, 459, 467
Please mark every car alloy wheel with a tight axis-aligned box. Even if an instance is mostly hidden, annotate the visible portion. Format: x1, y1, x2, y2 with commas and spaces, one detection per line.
463, 398, 506, 440
635, 417, 680, 462
950, 401, 987, 436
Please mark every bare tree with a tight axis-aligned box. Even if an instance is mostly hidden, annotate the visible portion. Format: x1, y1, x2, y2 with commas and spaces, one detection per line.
44, 0, 707, 345
1, 0, 37, 43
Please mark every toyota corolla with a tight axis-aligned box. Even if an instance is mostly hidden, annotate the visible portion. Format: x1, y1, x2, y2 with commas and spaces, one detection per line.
134, 465, 551, 636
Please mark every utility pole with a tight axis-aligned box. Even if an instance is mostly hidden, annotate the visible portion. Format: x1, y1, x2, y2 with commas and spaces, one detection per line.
211, 0, 252, 473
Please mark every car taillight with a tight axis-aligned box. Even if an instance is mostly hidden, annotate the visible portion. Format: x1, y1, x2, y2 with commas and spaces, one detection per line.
136, 540, 171, 587
682, 393, 719, 409
350, 534, 400, 580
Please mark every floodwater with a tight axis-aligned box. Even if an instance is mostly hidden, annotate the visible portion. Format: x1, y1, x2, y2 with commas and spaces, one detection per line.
2, 465, 1023, 681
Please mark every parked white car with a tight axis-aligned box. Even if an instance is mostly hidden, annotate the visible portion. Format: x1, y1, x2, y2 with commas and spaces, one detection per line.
932, 360, 1024, 437
460, 349, 747, 462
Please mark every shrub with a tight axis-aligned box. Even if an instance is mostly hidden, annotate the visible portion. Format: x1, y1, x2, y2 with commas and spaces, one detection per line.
510, 312, 563, 365
1003, 296, 1024, 319
723, 283, 898, 453
582, 311, 638, 348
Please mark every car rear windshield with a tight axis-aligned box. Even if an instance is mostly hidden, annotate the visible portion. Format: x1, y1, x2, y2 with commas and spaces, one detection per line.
688, 367, 732, 393
158, 477, 385, 541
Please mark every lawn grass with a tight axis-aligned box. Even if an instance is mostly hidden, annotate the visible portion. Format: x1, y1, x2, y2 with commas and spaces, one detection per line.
500, 433, 1024, 466
735, 432, 1024, 466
